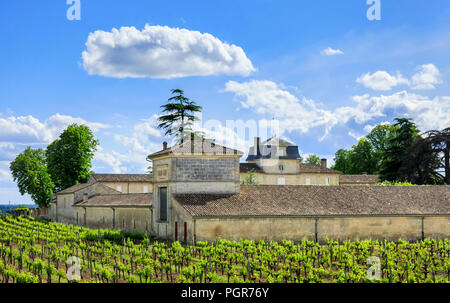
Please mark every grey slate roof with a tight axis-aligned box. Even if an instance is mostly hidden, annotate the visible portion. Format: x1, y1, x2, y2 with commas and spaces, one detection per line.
340, 175, 380, 185
75, 193, 152, 207
246, 136, 301, 161
90, 173, 153, 183
173, 185, 450, 217
240, 163, 264, 173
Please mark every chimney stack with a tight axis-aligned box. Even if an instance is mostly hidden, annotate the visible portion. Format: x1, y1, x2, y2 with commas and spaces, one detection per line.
163, 141, 168, 150
83, 192, 88, 202
254, 137, 260, 156
321, 158, 327, 168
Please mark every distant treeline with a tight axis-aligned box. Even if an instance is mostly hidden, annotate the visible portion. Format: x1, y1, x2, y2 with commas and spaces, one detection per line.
0, 205, 37, 214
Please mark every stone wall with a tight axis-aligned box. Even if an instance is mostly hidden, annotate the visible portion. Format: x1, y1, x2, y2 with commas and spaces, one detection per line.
190, 215, 450, 244
240, 172, 340, 185
115, 207, 152, 233
75, 206, 152, 234
194, 217, 316, 243
54, 194, 76, 224
100, 182, 153, 193
73, 183, 120, 202
172, 157, 239, 182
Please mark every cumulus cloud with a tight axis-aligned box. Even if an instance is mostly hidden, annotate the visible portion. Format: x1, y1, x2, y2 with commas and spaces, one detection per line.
357, 64, 442, 91
411, 64, 442, 90
0, 169, 12, 182
0, 113, 110, 145
347, 92, 450, 131
320, 47, 344, 56
223, 80, 450, 141
356, 71, 410, 91
82, 24, 255, 79
94, 115, 162, 174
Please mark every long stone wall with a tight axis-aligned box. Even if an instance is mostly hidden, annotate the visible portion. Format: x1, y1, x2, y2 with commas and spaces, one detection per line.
191, 215, 450, 244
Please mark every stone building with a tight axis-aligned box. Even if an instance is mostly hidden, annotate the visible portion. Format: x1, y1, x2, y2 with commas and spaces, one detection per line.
50, 138, 450, 244
240, 137, 342, 185
88, 173, 153, 193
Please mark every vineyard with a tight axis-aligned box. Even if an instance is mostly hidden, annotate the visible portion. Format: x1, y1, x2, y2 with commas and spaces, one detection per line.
0, 215, 449, 283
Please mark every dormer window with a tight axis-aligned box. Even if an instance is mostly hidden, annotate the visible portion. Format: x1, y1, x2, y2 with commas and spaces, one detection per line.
279, 150, 284, 156
279, 165, 284, 171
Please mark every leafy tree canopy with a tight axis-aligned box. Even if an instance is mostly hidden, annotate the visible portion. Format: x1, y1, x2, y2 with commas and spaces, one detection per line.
303, 154, 322, 166
9, 147, 54, 207
46, 124, 99, 191
157, 89, 202, 143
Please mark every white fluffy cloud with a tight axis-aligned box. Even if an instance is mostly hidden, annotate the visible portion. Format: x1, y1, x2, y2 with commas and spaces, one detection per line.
0, 169, 12, 182
356, 71, 410, 91
223, 80, 450, 141
411, 64, 442, 90
0, 113, 110, 144
357, 64, 442, 91
320, 47, 344, 56
82, 24, 255, 79
94, 115, 162, 173
347, 92, 450, 131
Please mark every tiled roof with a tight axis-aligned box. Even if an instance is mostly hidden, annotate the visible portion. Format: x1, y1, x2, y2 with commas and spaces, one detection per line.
173, 185, 450, 217
56, 183, 93, 194
90, 174, 153, 182
147, 140, 243, 159
340, 175, 380, 185
240, 163, 264, 173
75, 193, 152, 207
299, 163, 342, 174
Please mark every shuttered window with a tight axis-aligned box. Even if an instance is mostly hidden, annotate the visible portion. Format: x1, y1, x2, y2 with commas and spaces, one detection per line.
159, 187, 168, 221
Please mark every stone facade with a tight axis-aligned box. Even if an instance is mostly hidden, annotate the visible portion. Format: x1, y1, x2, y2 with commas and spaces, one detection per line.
49, 139, 449, 245
183, 215, 449, 244
241, 136, 342, 185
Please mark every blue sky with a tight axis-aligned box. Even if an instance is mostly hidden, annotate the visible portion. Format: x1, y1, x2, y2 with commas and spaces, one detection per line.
1, 0, 450, 204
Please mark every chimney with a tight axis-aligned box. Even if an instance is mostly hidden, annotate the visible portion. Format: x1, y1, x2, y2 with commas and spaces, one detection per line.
163, 141, 168, 150
321, 158, 327, 168
83, 193, 88, 202
254, 137, 260, 156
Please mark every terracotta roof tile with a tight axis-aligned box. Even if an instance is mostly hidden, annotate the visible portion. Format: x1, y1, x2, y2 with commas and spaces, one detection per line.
340, 175, 380, 185
299, 163, 342, 174
56, 183, 93, 194
173, 185, 450, 217
147, 140, 243, 159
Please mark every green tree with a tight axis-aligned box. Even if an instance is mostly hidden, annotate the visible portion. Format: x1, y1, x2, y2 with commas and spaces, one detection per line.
366, 123, 399, 168
9, 147, 54, 207
347, 138, 378, 174
303, 154, 321, 166
401, 127, 449, 184
332, 149, 350, 173
46, 124, 99, 191
157, 89, 202, 143
380, 118, 420, 182
242, 169, 258, 185
332, 122, 400, 175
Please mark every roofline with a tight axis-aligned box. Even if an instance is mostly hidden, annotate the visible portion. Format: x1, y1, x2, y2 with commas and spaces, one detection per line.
190, 213, 450, 219
55, 183, 95, 195
147, 152, 243, 161
73, 204, 152, 208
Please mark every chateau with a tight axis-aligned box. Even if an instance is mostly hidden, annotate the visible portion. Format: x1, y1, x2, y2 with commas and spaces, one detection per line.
50, 137, 450, 244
